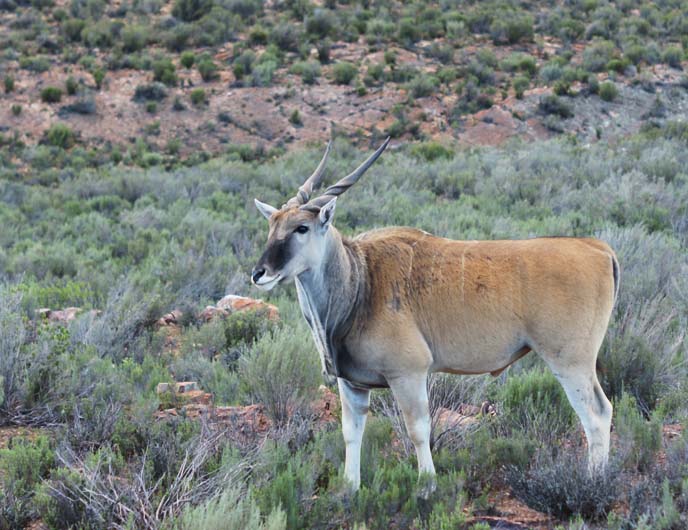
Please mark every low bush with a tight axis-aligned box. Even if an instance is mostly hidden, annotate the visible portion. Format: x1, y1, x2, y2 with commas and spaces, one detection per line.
197, 54, 219, 82
4, 75, 14, 93
497, 367, 576, 442
405, 74, 439, 98
40, 86, 63, 103
44, 123, 75, 148
289, 109, 302, 126
513, 76, 529, 98
409, 141, 454, 162
506, 451, 620, 521
290, 61, 320, 85
172, 0, 213, 22
239, 325, 319, 425
538, 94, 573, 118
614, 393, 662, 472
180, 50, 195, 68
0, 436, 55, 528
65, 76, 78, 95
332, 61, 357, 85
133, 82, 167, 102
268, 23, 300, 52
176, 486, 286, 530
663, 46, 684, 69
251, 61, 277, 87
122, 24, 146, 53
583, 40, 615, 72
19, 55, 51, 72
490, 13, 534, 45
153, 57, 177, 86
599, 81, 618, 102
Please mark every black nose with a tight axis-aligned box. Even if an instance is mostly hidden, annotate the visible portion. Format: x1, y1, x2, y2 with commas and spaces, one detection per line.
252, 267, 265, 284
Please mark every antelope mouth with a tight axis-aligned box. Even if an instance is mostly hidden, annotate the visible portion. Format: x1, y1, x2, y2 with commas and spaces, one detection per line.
254, 273, 281, 291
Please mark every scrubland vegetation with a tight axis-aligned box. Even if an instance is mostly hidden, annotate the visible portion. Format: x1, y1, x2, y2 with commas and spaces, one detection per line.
2, 0, 688, 527
2, 0, 688, 161
0, 121, 687, 528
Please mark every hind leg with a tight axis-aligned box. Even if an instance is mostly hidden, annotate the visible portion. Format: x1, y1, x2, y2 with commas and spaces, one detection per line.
545, 358, 613, 472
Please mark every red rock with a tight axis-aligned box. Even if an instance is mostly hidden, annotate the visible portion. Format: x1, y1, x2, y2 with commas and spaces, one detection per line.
216, 295, 279, 320
48, 307, 81, 323
199, 305, 228, 322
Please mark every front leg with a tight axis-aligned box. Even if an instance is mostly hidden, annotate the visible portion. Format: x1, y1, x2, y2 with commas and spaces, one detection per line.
338, 378, 370, 491
388, 373, 436, 498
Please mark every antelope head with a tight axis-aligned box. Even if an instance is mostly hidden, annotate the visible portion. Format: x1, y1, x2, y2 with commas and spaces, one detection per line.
251, 138, 390, 290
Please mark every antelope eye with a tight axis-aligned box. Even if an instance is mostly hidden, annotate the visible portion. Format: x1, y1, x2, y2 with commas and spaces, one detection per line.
295, 225, 309, 234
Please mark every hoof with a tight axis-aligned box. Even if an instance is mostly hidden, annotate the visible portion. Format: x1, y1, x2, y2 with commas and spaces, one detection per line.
417, 475, 437, 500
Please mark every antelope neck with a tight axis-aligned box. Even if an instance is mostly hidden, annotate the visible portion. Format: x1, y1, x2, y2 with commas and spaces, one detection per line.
295, 227, 364, 379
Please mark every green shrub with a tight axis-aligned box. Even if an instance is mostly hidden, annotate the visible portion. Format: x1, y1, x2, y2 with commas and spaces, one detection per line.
398, 16, 421, 44
506, 452, 620, 521
269, 23, 300, 52
614, 393, 662, 472
606, 58, 628, 73
583, 40, 615, 72
409, 141, 454, 162
239, 325, 319, 425
405, 74, 439, 98
153, 57, 177, 86
180, 50, 195, 68
332, 61, 357, 85
539, 62, 563, 83
190, 87, 206, 106
172, 0, 213, 22
177, 486, 286, 530
252, 61, 277, 87
662, 46, 684, 68
538, 94, 573, 118
599, 81, 618, 102
256, 454, 317, 529
4, 75, 14, 93
197, 54, 219, 82
65, 76, 78, 95
249, 24, 268, 46
306, 8, 336, 39
40, 86, 63, 103
133, 82, 167, 102
513, 76, 529, 99
19, 55, 51, 72
146, 101, 157, 113
122, 24, 146, 53
490, 13, 534, 45
62, 18, 85, 42
289, 109, 302, 126
553, 80, 570, 96
290, 60, 321, 85
498, 367, 576, 440
587, 74, 599, 94
92, 67, 105, 89
44, 123, 75, 148
0, 436, 55, 528
11, 104, 21, 116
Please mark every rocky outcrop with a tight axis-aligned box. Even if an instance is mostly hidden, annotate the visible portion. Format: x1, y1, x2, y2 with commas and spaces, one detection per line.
200, 294, 279, 322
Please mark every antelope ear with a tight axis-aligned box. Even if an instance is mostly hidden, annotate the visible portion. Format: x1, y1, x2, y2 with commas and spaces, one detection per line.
318, 197, 337, 229
254, 199, 278, 220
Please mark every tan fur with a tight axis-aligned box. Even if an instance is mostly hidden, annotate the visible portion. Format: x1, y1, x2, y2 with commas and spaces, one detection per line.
344, 228, 617, 381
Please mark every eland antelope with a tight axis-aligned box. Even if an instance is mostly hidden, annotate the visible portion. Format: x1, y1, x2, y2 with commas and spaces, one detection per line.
251, 139, 619, 493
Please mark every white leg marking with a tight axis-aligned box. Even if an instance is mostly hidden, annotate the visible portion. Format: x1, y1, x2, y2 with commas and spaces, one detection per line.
554, 369, 613, 473
338, 378, 370, 491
